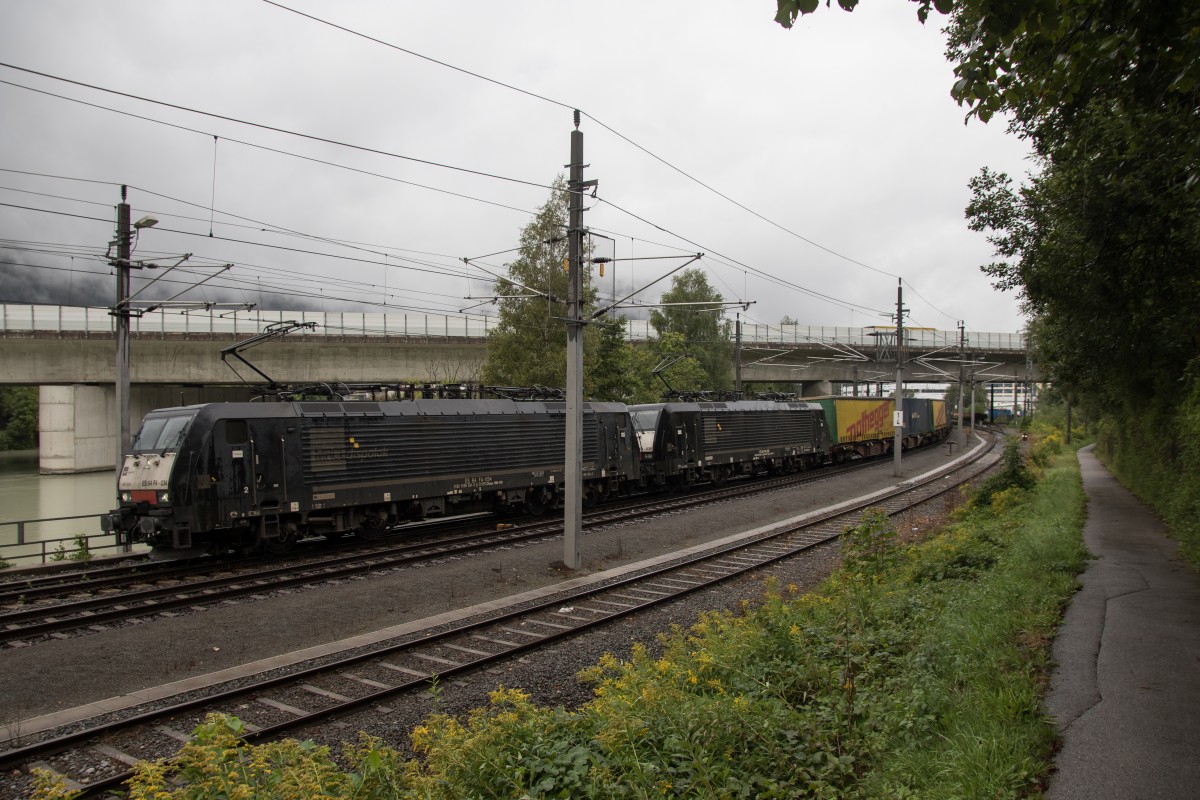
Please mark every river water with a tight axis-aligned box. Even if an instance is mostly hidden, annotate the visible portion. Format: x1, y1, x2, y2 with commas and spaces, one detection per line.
0, 451, 116, 555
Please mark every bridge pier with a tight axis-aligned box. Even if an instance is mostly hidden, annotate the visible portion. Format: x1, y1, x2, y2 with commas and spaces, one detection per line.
39, 385, 114, 474
38, 385, 250, 474
800, 380, 834, 397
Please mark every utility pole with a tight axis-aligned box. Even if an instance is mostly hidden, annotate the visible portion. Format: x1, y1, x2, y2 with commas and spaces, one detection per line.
112, 187, 133, 476
564, 110, 596, 571
893, 279, 905, 478
971, 381, 977, 437
734, 312, 742, 395
957, 320, 966, 447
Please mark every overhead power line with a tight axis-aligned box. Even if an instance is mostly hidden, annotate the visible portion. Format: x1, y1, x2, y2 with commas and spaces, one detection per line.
0, 63, 562, 194
0, 59, 909, 322
0, 82, 542, 219
258, 0, 898, 280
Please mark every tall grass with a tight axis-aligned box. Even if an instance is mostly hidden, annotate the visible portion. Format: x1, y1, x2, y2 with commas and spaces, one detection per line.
859, 452, 1087, 797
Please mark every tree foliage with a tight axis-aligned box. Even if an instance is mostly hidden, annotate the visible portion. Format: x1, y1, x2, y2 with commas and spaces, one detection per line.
649, 268, 733, 391
480, 176, 602, 390
952, 2, 1200, 407
0, 386, 37, 451
775, 0, 1200, 414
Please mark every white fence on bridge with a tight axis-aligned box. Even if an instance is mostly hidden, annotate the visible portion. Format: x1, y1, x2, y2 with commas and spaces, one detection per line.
0, 305, 1027, 352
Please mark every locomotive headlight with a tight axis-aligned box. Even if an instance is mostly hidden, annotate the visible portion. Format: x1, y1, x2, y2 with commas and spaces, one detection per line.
120, 492, 132, 503
157, 491, 170, 504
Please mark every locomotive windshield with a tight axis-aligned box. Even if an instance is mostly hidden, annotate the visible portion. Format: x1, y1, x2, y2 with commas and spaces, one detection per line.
131, 412, 196, 453
630, 406, 663, 455
630, 407, 662, 434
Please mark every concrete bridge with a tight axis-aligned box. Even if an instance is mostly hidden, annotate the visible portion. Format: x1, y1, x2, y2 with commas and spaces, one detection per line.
0, 305, 1032, 472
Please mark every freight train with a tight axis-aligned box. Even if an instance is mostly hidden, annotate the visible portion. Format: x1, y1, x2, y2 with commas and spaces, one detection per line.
104, 396, 948, 555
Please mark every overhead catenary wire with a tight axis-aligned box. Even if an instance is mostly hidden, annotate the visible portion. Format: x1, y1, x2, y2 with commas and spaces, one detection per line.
259, 3, 990, 326
1, 26, 988, 333
0, 64, 957, 327
258, 0, 898, 280
0, 64, 573, 196
0, 73, 894, 322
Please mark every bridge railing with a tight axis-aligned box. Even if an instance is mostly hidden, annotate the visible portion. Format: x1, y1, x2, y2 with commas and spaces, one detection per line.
626, 319, 1026, 351
0, 304, 501, 339
0, 305, 1027, 351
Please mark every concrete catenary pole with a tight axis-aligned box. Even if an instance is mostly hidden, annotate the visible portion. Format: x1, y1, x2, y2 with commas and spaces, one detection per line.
113, 187, 132, 476
734, 312, 742, 395
564, 110, 594, 570
893, 279, 905, 478
957, 320, 966, 447
971, 381, 977, 437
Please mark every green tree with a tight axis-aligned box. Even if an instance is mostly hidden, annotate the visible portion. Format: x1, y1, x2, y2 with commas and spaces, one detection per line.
628, 332, 711, 401
586, 317, 639, 402
0, 386, 38, 451
481, 177, 601, 389
649, 269, 733, 391
775, 0, 1200, 411
775, 0, 1200, 565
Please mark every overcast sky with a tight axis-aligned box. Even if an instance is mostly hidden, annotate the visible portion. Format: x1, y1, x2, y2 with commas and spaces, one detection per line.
0, 0, 1033, 336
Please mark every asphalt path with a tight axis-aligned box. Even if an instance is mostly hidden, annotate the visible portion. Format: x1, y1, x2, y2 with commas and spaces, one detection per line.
1045, 445, 1200, 799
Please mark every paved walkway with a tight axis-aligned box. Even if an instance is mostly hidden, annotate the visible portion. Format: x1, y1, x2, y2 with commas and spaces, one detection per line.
1045, 445, 1200, 799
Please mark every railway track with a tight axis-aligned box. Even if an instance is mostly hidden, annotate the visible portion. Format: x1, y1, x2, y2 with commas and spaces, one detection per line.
0, 434, 999, 797
0, 456, 898, 647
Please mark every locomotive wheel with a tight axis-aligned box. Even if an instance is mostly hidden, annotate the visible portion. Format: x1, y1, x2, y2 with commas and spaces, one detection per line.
710, 467, 727, 486
263, 529, 297, 554
356, 516, 387, 540
524, 495, 548, 515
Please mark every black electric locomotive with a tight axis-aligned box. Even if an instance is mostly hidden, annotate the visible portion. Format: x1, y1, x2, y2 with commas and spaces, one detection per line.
106, 399, 637, 554
108, 396, 908, 556
630, 400, 831, 488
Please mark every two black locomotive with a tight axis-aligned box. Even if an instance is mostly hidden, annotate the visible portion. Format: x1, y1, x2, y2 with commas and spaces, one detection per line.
106, 398, 836, 555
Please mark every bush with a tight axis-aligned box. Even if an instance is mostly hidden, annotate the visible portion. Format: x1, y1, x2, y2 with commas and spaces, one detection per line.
972, 439, 1035, 508
1094, 365, 1200, 568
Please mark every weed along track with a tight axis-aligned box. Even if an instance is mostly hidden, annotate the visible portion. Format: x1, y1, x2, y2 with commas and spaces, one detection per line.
0, 458, 890, 647
0, 435, 999, 797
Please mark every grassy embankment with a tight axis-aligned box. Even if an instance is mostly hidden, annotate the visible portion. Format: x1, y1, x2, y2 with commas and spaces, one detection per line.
33, 431, 1089, 799
1093, 377, 1200, 568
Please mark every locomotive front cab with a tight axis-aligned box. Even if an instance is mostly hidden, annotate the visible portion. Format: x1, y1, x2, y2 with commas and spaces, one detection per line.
630, 406, 663, 459
115, 407, 200, 548
630, 403, 700, 487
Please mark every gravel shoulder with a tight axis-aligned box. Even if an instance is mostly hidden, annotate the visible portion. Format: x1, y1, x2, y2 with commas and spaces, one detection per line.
0, 444, 963, 737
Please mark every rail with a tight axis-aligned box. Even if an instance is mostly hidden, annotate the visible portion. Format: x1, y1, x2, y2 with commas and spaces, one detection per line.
0, 304, 1028, 351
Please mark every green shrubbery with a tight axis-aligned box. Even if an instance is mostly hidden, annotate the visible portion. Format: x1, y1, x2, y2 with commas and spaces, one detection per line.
971, 439, 1036, 508
32, 441, 1089, 800
1096, 370, 1200, 567
0, 386, 37, 451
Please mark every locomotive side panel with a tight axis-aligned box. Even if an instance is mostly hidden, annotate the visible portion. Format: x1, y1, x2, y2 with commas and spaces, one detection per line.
296, 399, 622, 518
697, 403, 826, 463
638, 401, 829, 485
